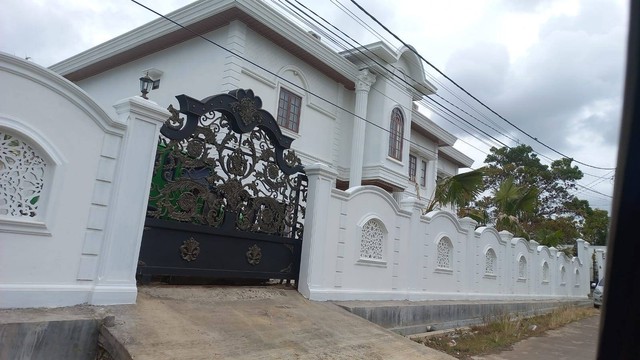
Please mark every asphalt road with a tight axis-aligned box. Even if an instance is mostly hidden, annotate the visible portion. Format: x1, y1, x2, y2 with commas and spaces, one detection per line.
473, 313, 601, 360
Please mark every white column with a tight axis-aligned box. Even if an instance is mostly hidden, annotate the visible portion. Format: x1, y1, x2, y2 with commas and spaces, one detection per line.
349, 69, 377, 188
460, 217, 478, 294
576, 239, 590, 292
298, 163, 338, 299
500, 230, 514, 295
399, 197, 428, 299
90, 96, 169, 305
426, 158, 438, 201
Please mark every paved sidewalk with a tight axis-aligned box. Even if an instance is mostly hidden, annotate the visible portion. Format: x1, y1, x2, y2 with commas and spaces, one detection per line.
473, 313, 601, 360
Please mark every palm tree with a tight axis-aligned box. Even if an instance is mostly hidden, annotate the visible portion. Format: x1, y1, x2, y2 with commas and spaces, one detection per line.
493, 176, 538, 238
425, 167, 486, 218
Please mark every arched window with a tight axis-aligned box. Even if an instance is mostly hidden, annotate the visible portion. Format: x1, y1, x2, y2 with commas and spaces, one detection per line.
575, 269, 580, 286
388, 107, 404, 160
518, 256, 528, 280
485, 248, 497, 275
560, 266, 567, 284
542, 261, 550, 283
360, 219, 384, 260
0, 131, 47, 218
436, 237, 453, 270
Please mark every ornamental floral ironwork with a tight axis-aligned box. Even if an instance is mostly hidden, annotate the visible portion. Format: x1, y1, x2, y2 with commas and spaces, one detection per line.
180, 237, 200, 262
360, 219, 384, 260
0, 131, 46, 218
485, 248, 497, 275
246, 244, 262, 265
436, 237, 453, 269
147, 89, 307, 240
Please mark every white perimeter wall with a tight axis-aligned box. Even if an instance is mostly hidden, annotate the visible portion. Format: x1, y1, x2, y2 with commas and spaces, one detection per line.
0, 53, 169, 308
299, 163, 591, 301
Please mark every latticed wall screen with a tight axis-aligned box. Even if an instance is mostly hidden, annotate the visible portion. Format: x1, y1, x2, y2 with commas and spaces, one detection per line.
360, 219, 384, 260
518, 256, 528, 279
436, 237, 453, 269
485, 248, 497, 275
0, 131, 46, 218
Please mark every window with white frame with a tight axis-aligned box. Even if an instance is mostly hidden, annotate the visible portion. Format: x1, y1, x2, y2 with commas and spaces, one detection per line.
408, 154, 417, 182
436, 237, 453, 270
542, 261, 550, 283
0, 131, 47, 218
518, 256, 527, 280
420, 160, 427, 187
276, 88, 302, 132
485, 248, 497, 275
360, 218, 384, 261
388, 107, 403, 160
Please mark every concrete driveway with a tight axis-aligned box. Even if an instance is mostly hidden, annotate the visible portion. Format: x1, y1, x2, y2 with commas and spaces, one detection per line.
103, 286, 455, 359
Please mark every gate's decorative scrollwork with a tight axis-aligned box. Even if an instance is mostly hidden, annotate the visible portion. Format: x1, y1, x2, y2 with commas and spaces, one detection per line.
180, 237, 200, 262
147, 89, 307, 241
246, 244, 262, 266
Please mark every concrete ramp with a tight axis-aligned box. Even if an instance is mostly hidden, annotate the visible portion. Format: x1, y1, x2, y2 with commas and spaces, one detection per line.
102, 286, 454, 359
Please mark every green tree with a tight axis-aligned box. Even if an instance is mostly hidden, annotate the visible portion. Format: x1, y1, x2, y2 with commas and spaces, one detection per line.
533, 217, 581, 247
471, 145, 587, 241
425, 167, 486, 218
582, 208, 610, 245
483, 145, 583, 219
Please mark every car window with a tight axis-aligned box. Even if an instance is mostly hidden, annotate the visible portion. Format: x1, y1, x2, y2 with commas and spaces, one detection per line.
599, 278, 605, 287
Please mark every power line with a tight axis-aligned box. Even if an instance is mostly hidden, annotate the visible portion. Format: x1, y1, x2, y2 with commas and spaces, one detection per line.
348, 0, 616, 171
317, 0, 613, 183
130, 0, 448, 160
278, 0, 505, 151
278, 0, 616, 198
132, 0, 615, 201
279, 0, 495, 165
277, 0, 616, 199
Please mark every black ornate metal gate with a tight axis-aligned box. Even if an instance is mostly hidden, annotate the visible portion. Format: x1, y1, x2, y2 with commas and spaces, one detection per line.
137, 89, 307, 282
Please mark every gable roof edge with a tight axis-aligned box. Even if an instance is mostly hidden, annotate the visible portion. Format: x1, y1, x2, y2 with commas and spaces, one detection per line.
49, 0, 359, 87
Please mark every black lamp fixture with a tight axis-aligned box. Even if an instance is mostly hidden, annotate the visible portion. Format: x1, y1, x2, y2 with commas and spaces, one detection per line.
139, 68, 163, 100
139, 72, 153, 99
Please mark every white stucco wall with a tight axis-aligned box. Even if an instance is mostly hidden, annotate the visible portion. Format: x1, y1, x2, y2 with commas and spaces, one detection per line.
300, 163, 591, 301
0, 53, 168, 308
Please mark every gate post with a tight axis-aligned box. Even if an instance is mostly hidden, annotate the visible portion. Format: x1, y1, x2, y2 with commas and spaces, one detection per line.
298, 163, 338, 299
90, 96, 169, 305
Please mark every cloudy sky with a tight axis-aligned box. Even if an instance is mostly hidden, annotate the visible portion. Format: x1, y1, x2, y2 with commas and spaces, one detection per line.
1, 0, 629, 211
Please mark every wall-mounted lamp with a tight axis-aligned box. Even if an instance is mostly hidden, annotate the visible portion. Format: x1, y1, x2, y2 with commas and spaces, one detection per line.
139, 73, 153, 99
139, 68, 163, 99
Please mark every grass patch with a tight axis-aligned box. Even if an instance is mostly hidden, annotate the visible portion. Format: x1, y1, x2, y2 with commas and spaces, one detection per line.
412, 306, 598, 359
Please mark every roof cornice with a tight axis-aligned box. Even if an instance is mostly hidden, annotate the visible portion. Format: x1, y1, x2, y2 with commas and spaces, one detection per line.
341, 41, 437, 98
439, 146, 475, 168
411, 110, 457, 146
49, 0, 358, 88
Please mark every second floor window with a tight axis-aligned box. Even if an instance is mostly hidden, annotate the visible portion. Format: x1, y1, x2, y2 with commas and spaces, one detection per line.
388, 107, 404, 160
420, 160, 427, 187
409, 154, 417, 182
277, 88, 302, 132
